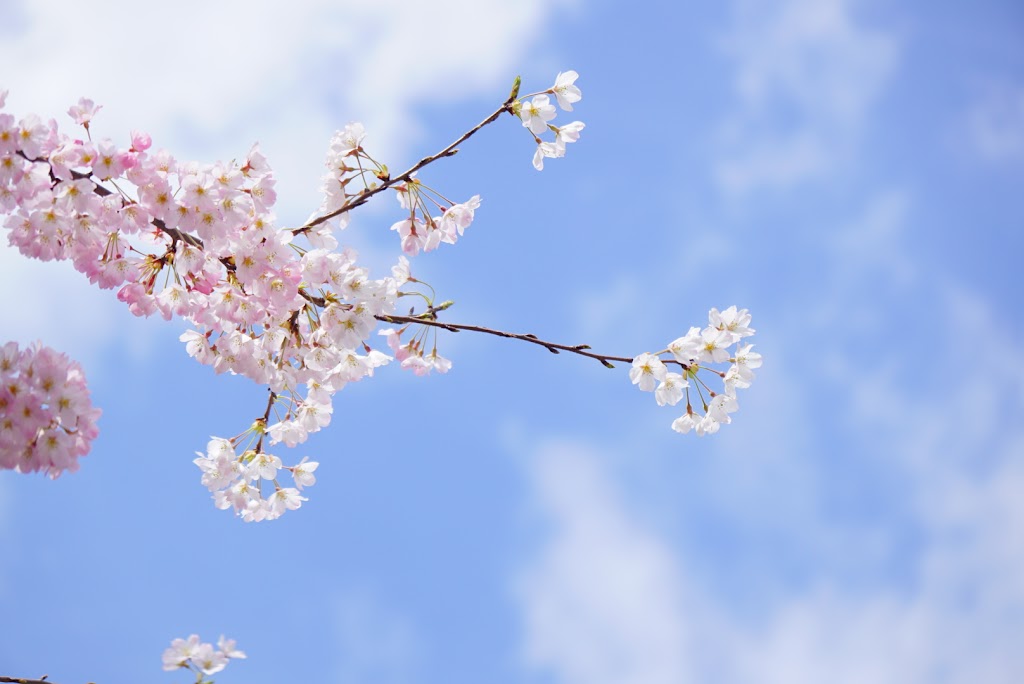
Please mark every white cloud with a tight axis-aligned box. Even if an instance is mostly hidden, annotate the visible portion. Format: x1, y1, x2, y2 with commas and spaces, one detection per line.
715, 0, 898, 194
518, 397, 1024, 683
729, 291, 1024, 682
1, 0, 577, 218
517, 442, 694, 684
773, 184, 1024, 679
1, 0, 577, 363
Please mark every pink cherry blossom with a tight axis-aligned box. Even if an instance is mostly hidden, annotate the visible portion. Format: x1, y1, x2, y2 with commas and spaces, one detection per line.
0, 341, 100, 478
67, 97, 102, 127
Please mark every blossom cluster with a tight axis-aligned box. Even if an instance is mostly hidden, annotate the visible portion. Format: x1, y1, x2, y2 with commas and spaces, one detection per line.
1, 89, 406, 510
318, 122, 484, 257
162, 634, 246, 679
515, 70, 586, 170
389, 180, 481, 256
0, 341, 100, 477
378, 322, 453, 376
630, 306, 762, 436
193, 436, 319, 522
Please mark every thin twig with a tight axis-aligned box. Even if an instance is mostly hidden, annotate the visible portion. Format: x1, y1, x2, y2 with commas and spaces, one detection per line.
254, 389, 277, 452
375, 313, 687, 370
297, 97, 515, 232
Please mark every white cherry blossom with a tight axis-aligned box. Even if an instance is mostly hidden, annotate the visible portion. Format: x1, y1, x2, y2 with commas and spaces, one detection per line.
630, 352, 668, 392
521, 94, 557, 135
551, 70, 582, 111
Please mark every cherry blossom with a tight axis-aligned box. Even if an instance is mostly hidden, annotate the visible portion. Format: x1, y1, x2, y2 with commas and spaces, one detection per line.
630, 352, 668, 391
513, 75, 586, 170
163, 634, 245, 681
633, 307, 760, 435
67, 97, 102, 128
193, 427, 319, 521
655, 372, 688, 407
532, 141, 564, 171
551, 70, 582, 111
0, 341, 100, 477
556, 120, 586, 147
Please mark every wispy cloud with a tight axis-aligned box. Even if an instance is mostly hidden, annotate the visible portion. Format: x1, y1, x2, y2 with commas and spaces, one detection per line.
517, 368, 1024, 683
516, 172, 1024, 681
714, 0, 898, 194
730, 279, 1024, 683
516, 442, 694, 684
1, 0, 577, 219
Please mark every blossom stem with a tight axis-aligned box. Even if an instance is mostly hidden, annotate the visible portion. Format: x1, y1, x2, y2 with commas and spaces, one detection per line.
297, 97, 516, 232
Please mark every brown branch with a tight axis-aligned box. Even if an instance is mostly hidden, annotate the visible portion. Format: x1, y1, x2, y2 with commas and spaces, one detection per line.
375, 313, 688, 370
254, 388, 278, 453
297, 97, 516, 232
15, 150, 200, 252
1, 677, 86, 684
67, 169, 203, 250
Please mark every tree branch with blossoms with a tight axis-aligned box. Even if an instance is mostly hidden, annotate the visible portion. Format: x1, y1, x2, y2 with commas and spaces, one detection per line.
2, 71, 762, 680
1, 70, 761, 513
0, 69, 762, 518
298, 77, 522, 232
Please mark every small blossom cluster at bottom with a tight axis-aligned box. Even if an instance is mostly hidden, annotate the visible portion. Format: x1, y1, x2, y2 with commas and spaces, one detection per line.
163, 634, 246, 680
0, 341, 101, 476
630, 306, 761, 435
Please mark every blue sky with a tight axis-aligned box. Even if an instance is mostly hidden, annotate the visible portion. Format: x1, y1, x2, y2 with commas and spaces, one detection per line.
2, 0, 1023, 682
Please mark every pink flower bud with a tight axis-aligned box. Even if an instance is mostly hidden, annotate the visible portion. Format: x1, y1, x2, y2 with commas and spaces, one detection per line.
118, 151, 139, 170
131, 129, 152, 151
